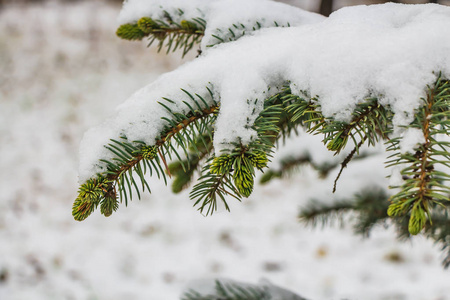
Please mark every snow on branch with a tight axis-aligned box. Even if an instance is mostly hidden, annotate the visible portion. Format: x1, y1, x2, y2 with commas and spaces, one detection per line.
74, 2, 450, 235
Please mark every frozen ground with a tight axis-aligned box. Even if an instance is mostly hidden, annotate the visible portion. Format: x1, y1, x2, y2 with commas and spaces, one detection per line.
0, 1, 449, 300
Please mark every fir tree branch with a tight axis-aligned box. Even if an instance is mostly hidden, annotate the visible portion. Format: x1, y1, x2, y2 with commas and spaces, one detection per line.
110, 104, 219, 184
73, 86, 282, 220
72, 92, 219, 221
283, 91, 326, 133
190, 158, 241, 215
319, 98, 391, 154
387, 75, 450, 234
116, 2, 314, 57
117, 16, 205, 57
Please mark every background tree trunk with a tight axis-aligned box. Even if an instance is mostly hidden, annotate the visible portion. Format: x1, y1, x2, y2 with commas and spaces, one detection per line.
319, 0, 333, 17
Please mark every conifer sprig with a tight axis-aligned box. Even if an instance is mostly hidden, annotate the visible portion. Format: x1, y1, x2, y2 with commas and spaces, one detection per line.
72, 89, 219, 221
116, 7, 297, 57
117, 16, 206, 57
279, 92, 392, 192
189, 96, 280, 215
283, 92, 325, 132
387, 76, 450, 235
190, 157, 242, 215
319, 98, 392, 154
73, 86, 283, 220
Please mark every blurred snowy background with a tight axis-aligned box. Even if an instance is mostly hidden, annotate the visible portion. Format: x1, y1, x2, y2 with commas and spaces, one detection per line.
1, 0, 450, 299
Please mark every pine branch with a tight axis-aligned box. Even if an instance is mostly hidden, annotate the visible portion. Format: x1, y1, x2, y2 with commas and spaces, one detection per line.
74, 1, 450, 270
115, 1, 323, 57
387, 75, 450, 234
282, 93, 392, 190
190, 158, 241, 216
319, 98, 392, 154
72, 89, 219, 221
283, 91, 325, 133
117, 16, 205, 57
73, 87, 281, 220
117, 13, 298, 57
191, 146, 270, 215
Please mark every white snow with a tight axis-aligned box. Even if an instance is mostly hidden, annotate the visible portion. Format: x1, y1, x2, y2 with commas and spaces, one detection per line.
79, 2, 450, 181
2, 2, 450, 300
400, 128, 426, 154
389, 167, 405, 187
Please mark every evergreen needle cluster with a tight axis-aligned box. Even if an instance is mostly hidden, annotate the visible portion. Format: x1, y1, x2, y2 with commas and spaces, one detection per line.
117, 13, 205, 57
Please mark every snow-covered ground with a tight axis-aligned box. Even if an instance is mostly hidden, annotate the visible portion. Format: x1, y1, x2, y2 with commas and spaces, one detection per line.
0, 1, 449, 300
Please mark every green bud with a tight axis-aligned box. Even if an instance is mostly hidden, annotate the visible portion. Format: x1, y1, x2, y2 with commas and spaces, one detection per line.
72, 177, 109, 221
210, 155, 233, 174
233, 160, 254, 198
248, 151, 268, 169
180, 20, 197, 33
408, 205, 426, 235
137, 17, 159, 34
387, 201, 406, 217
327, 134, 347, 152
100, 193, 119, 217
116, 23, 146, 40
141, 145, 158, 160
72, 196, 97, 221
